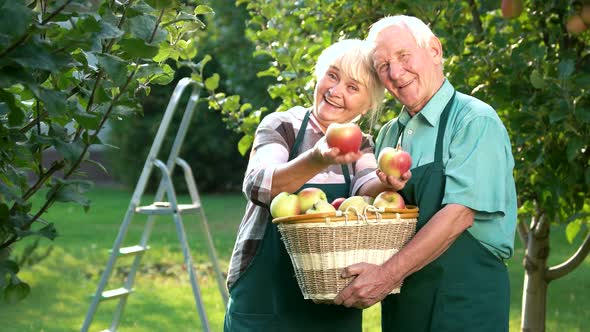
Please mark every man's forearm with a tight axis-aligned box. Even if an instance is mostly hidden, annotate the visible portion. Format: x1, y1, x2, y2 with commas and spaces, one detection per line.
383, 203, 475, 279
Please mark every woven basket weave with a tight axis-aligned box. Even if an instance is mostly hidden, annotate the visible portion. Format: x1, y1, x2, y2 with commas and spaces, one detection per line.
273, 206, 418, 303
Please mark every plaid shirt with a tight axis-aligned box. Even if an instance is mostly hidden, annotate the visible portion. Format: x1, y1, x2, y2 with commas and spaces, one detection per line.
226, 106, 379, 289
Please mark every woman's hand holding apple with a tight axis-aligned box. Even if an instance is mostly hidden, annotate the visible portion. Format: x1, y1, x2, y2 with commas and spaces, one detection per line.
311, 137, 363, 166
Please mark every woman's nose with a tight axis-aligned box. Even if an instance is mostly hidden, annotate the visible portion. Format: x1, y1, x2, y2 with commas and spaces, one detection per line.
328, 82, 344, 96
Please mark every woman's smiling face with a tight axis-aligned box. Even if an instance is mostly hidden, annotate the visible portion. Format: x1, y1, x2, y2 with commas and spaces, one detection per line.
313, 65, 371, 131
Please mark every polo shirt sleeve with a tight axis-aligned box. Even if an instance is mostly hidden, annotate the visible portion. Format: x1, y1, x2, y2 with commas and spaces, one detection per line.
442, 114, 513, 220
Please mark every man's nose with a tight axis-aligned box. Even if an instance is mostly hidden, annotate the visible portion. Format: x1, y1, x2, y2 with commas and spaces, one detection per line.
389, 62, 405, 80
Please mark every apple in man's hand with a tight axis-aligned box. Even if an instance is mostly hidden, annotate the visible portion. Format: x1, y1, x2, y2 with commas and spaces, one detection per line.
270, 192, 301, 218
306, 200, 337, 214
297, 187, 327, 213
338, 196, 370, 212
378, 147, 412, 178
325, 122, 362, 154
373, 191, 406, 209
331, 197, 346, 210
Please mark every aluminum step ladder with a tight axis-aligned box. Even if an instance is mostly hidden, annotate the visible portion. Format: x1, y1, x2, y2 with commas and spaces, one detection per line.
81, 77, 228, 332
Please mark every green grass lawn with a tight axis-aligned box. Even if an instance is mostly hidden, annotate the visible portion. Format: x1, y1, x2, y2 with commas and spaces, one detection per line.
1, 187, 588, 331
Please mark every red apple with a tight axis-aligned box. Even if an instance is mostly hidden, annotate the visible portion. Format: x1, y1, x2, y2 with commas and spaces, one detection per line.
306, 200, 336, 214
378, 147, 412, 178
501, 0, 523, 19
325, 122, 362, 154
270, 192, 300, 218
373, 191, 406, 209
297, 187, 327, 213
331, 197, 346, 210
566, 15, 588, 35
582, 5, 590, 25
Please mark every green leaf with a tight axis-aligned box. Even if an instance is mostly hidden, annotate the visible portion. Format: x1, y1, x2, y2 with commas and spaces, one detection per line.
566, 137, 584, 162
36, 88, 67, 117
0, 1, 32, 41
238, 134, 253, 156
97, 20, 124, 40
257, 66, 280, 78
127, 14, 158, 42
49, 184, 91, 210
530, 69, 544, 89
150, 64, 174, 85
558, 59, 575, 81
118, 38, 160, 59
73, 111, 101, 130
37, 223, 58, 241
95, 53, 128, 86
205, 73, 219, 90
10, 42, 56, 71
194, 5, 214, 15
4, 277, 30, 304
53, 138, 86, 166
565, 220, 581, 243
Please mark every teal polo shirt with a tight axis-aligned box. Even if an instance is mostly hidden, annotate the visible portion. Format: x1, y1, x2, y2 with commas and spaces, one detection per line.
375, 79, 517, 259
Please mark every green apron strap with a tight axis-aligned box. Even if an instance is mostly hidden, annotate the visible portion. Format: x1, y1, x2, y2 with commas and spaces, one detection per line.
434, 92, 455, 163
289, 109, 312, 160
290, 110, 351, 189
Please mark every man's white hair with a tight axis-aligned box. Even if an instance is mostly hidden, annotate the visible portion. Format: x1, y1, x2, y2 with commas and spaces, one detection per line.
367, 15, 436, 49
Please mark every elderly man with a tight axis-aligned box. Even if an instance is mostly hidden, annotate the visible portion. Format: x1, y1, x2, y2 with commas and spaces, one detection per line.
334, 15, 517, 332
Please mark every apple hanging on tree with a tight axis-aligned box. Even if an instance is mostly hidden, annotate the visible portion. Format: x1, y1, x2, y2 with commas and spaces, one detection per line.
325, 122, 362, 154
378, 147, 412, 178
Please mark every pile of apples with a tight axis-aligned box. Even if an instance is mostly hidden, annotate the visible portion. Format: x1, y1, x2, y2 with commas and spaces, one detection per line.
270, 188, 406, 219
269, 123, 413, 219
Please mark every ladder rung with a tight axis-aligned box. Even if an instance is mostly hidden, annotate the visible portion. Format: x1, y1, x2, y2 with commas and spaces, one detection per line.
135, 202, 200, 215
114, 245, 149, 256
100, 287, 133, 301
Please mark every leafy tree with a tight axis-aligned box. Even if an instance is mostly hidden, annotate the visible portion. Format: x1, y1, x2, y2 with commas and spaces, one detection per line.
233, 0, 590, 331
0, 0, 226, 303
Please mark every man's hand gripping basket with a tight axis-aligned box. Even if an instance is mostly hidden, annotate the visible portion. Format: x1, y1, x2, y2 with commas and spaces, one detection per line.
272, 206, 418, 303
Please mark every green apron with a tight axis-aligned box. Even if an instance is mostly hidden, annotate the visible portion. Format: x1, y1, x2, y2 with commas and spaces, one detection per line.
224, 110, 362, 332
381, 93, 510, 332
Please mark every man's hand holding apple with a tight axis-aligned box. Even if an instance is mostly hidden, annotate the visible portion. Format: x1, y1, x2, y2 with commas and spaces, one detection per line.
376, 147, 412, 191
376, 169, 411, 192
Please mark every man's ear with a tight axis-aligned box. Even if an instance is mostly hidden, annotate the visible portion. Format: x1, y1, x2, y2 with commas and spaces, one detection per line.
428, 36, 443, 65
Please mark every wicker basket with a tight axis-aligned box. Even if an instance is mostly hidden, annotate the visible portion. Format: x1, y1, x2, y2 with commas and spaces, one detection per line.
272, 206, 418, 303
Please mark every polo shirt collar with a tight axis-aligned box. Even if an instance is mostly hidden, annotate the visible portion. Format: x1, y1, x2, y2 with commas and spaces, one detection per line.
399, 79, 455, 127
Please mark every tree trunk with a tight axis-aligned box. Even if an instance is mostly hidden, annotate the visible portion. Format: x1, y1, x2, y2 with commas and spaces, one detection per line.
521, 215, 550, 332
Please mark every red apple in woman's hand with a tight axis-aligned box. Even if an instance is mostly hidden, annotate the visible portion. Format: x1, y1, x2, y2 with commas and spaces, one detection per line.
325, 123, 362, 154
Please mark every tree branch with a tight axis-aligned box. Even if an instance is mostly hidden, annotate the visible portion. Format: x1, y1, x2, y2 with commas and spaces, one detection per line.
517, 215, 530, 246
467, 0, 483, 41
546, 231, 590, 281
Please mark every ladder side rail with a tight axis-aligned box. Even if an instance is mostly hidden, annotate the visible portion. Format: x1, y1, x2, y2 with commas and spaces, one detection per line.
81, 207, 137, 332
128, 77, 194, 207
154, 160, 211, 331
81, 78, 193, 332
176, 157, 229, 306
163, 85, 201, 173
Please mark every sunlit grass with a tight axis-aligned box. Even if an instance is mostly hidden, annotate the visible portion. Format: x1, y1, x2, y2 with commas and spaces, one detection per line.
1, 187, 588, 331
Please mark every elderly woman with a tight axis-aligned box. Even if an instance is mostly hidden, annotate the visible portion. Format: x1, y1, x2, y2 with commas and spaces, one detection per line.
224, 39, 389, 332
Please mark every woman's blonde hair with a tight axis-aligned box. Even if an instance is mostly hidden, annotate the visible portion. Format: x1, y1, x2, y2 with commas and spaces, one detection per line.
314, 39, 385, 119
